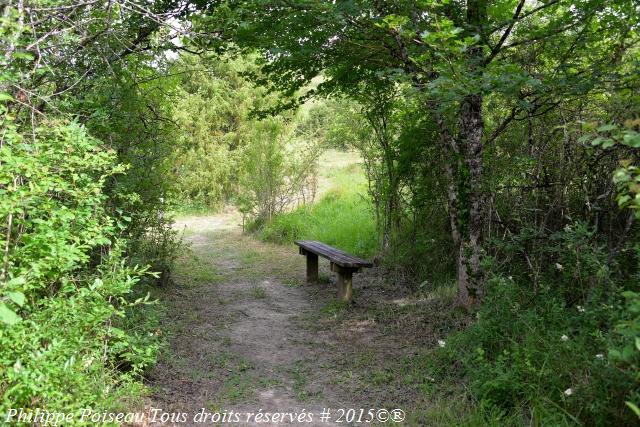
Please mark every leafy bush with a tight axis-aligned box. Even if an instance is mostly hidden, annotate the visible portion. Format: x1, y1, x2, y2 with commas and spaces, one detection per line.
81, 61, 180, 282
237, 117, 319, 223
432, 225, 640, 425
0, 119, 161, 413
170, 55, 255, 211
611, 290, 640, 418
1, 249, 157, 413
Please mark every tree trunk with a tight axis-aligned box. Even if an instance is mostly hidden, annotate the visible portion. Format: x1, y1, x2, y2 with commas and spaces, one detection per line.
455, 0, 487, 308
456, 93, 485, 308
434, 112, 461, 252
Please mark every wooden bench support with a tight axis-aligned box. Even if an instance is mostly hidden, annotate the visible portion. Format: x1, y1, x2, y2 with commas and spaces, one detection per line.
306, 252, 319, 284
331, 263, 358, 302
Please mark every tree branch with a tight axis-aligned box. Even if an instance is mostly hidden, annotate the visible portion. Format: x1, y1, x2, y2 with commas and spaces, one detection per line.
483, 0, 526, 66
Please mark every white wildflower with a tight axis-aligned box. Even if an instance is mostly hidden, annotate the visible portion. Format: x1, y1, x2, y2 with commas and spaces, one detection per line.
555, 263, 564, 271
595, 354, 604, 360
564, 388, 573, 396
508, 276, 513, 280
438, 340, 446, 348
577, 305, 585, 313
561, 334, 569, 342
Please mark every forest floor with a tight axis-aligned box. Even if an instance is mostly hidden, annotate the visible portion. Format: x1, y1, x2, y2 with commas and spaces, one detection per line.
143, 153, 468, 426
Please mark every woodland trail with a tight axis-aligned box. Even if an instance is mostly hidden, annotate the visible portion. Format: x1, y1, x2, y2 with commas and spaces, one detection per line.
144, 210, 451, 426
145, 212, 366, 426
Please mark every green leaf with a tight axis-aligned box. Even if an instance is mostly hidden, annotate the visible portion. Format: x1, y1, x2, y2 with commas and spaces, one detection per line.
626, 401, 640, 418
622, 132, 640, 148
609, 349, 622, 360
12, 52, 35, 61
7, 276, 26, 287
0, 302, 21, 325
597, 124, 617, 132
7, 291, 25, 307
622, 344, 635, 361
109, 327, 127, 338
577, 135, 592, 143
618, 195, 632, 205
90, 278, 103, 290
0, 93, 14, 102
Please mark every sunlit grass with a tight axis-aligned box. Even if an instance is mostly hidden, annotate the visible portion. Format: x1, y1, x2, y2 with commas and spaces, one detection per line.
259, 157, 378, 257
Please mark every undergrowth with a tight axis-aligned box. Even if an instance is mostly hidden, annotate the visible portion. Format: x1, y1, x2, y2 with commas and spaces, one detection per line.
410, 225, 640, 426
257, 163, 378, 257
0, 120, 168, 421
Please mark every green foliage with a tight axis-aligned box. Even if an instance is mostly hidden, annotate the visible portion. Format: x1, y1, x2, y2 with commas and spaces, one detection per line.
2, 0, 183, 283
169, 55, 323, 218
432, 224, 640, 425
1, 249, 157, 414
259, 164, 377, 257
197, 0, 640, 304
237, 116, 320, 222
0, 118, 161, 413
78, 57, 181, 280
1, 0, 181, 417
171, 55, 259, 211
1, 121, 120, 294
298, 99, 368, 151
581, 119, 640, 216
1, 0, 639, 421
613, 290, 640, 418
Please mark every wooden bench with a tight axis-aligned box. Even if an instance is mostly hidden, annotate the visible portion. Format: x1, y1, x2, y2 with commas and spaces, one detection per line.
294, 240, 373, 302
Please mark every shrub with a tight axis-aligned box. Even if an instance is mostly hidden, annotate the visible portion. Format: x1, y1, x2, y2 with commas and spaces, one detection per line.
611, 290, 640, 418
237, 117, 319, 222
433, 225, 640, 425
0, 119, 161, 414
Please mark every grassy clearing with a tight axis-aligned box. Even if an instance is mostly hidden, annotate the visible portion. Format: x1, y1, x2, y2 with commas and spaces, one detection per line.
259, 153, 378, 257
281, 278, 303, 288
321, 299, 351, 316
207, 373, 282, 411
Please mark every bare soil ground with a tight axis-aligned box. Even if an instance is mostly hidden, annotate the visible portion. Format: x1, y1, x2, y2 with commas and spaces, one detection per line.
143, 209, 467, 426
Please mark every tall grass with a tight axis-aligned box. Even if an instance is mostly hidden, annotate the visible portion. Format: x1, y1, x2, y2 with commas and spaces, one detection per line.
170, 203, 220, 217
259, 162, 378, 257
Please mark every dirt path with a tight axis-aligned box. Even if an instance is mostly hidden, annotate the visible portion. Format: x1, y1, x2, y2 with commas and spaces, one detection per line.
145, 211, 351, 425
144, 210, 455, 426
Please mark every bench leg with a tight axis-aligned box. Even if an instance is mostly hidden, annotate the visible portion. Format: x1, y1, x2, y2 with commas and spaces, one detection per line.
336, 270, 353, 302
306, 253, 319, 284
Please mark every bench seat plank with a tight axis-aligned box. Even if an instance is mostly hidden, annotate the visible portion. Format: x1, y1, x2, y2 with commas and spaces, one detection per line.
294, 240, 373, 268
